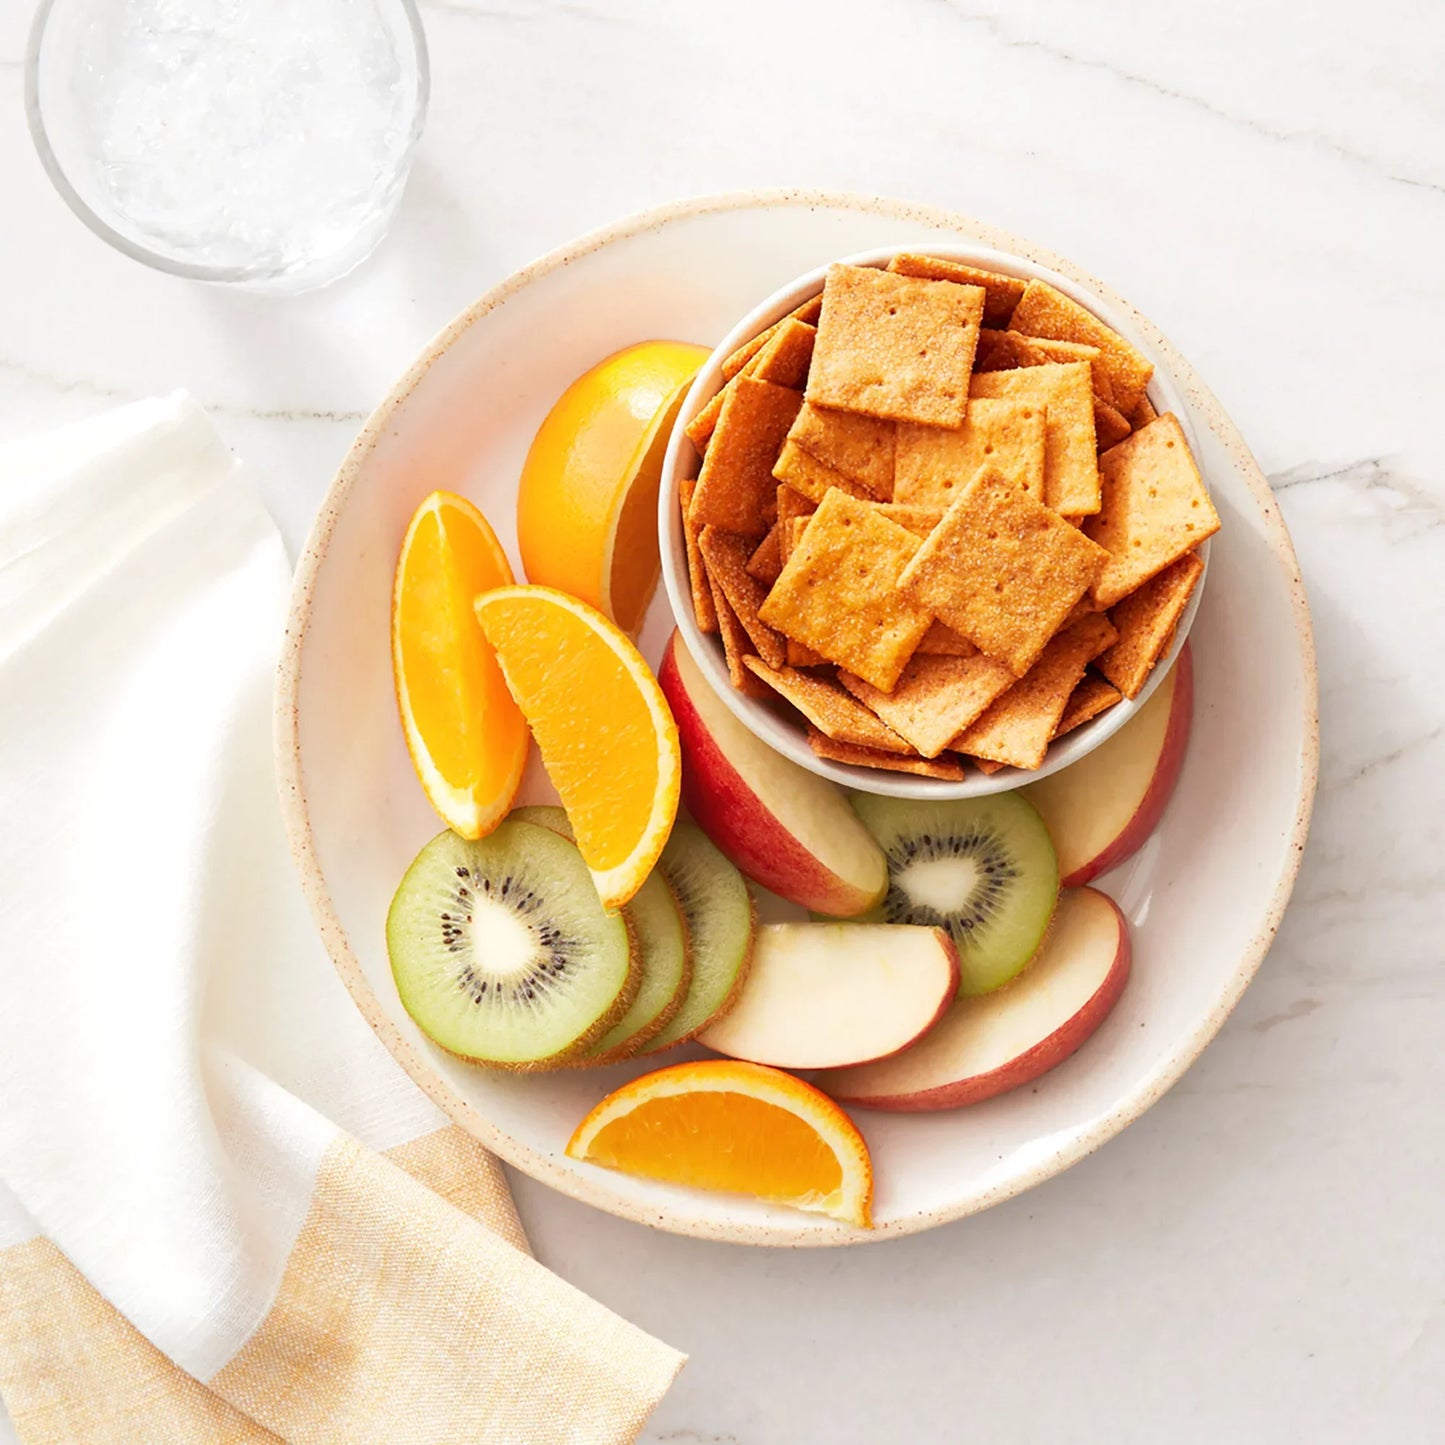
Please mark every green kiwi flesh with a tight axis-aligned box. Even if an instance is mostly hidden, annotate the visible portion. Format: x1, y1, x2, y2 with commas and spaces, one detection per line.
847, 792, 1058, 996
386, 821, 636, 1067
508, 806, 691, 1062
642, 821, 755, 1052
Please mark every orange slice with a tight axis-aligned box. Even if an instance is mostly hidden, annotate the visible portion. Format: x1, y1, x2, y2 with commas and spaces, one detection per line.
473, 585, 680, 911
517, 341, 709, 633
567, 1060, 873, 1227
392, 492, 530, 838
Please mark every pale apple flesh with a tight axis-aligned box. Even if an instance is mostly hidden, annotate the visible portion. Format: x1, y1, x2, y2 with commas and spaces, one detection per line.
699, 922, 960, 1070
817, 887, 1130, 1111
1024, 645, 1193, 887
658, 632, 888, 917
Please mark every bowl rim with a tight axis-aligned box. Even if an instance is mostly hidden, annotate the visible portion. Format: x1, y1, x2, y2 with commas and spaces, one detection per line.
658, 242, 1209, 798
274, 189, 1318, 1246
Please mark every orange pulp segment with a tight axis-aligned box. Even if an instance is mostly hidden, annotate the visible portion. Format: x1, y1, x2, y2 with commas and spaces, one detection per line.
567, 1060, 873, 1227
392, 491, 530, 838
473, 585, 680, 911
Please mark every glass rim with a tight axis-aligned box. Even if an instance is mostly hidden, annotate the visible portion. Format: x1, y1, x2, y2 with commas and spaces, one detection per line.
24, 0, 432, 285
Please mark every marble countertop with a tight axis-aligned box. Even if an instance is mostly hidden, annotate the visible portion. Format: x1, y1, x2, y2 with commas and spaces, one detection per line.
2, 1, 1441, 1439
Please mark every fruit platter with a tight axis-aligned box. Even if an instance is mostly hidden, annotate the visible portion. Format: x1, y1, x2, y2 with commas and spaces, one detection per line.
278, 193, 1317, 1244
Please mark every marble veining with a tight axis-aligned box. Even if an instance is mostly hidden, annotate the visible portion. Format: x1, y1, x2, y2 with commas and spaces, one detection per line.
1, 1, 1440, 1440
930, 3, 1445, 195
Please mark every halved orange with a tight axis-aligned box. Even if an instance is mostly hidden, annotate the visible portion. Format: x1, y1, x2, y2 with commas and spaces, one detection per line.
567, 1060, 873, 1227
392, 492, 529, 838
473, 585, 679, 912
516, 341, 709, 633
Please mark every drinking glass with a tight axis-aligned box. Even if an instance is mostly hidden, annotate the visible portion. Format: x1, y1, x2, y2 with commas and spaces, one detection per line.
26, 0, 429, 293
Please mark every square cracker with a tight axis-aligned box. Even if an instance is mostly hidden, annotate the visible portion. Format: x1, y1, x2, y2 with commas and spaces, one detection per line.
690, 378, 803, 534
1130, 392, 1158, 431
888, 252, 1025, 327
1008, 334, 1114, 404
978, 328, 1115, 404
742, 658, 913, 753
966, 755, 1007, 775
865, 503, 943, 538
1085, 413, 1220, 607
1052, 674, 1123, 739
777, 516, 828, 668
1096, 550, 1203, 697
1095, 397, 1132, 451
772, 440, 872, 504
687, 319, 817, 448
699, 527, 787, 669
709, 576, 771, 699
719, 296, 824, 381
776, 482, 818, 529
970, 363, 1100, 515
953, 613, 1118, 769
745, 523, 783, 586
973, 328, 1039, 373
787, 402, 895, 499
808, 727, 967, 780
684, 319, 814, 447
1004, 336, 1131, 454
838, 651, 1017, 757
915, 619, 978, 656
1009, 280, 1154, 416
759, 489, 932, 692
898, 467, 1108, 676
678, 478, 717, 632
807, 264, 983, 427
895, 400, 1047, 507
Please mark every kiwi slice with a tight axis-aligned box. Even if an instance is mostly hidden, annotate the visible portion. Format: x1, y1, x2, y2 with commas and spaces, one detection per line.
848, 792, 1058, 996
509, 806, 691, 1063
386, 820, 638, 1069
642, 821, 755, 1052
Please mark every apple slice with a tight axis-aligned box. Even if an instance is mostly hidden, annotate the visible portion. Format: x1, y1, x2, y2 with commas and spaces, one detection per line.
817, 887, 1130, 1110
1024, 645, 1193, 886
700, 922, 959, 1070
658, 632, 887, 917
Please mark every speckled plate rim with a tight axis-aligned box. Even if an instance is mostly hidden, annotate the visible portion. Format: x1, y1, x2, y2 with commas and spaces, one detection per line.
275, 189, 1319, 1247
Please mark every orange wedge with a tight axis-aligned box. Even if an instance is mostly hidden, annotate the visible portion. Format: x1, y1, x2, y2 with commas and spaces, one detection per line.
392, 492, 529, 838
567, 1060, 873, 1227
517, 341, 709, 633
473, 585, 680, 911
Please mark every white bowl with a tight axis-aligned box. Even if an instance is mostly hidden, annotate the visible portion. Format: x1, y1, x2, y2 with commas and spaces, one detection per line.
658, 244, 1210, 798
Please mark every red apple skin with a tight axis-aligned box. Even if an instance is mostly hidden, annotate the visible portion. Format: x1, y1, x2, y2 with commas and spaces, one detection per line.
1069, 646, 1192, 885
830, 891, 1131, 1112
1063, 644, 1194, 887
658, 635, 885, 917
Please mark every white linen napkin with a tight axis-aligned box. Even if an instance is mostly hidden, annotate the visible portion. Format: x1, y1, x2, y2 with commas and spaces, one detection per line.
0, 396, 684, 1444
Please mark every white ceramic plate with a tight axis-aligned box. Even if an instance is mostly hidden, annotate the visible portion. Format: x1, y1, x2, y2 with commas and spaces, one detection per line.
658, 242, 1210, 799
277, 191, 1317, 1246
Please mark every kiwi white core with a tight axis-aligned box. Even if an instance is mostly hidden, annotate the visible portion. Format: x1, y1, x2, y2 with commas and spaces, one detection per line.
896, 855, 984, 914
469, 902, 546, 979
